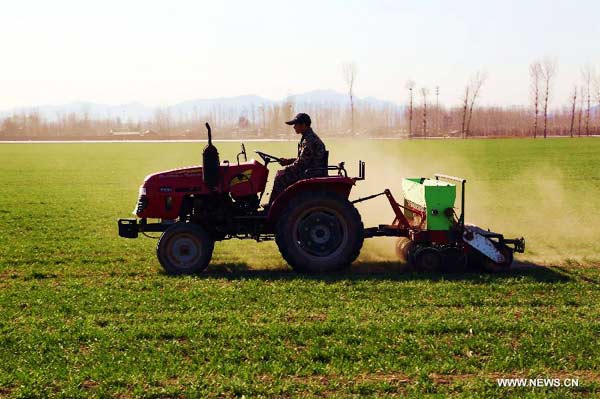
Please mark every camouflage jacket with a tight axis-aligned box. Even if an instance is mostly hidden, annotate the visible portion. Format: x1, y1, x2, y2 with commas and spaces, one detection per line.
287, 128, 327, 176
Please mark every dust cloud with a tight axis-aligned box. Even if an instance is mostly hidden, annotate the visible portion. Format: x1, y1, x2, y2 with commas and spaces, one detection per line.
329, 139, 598, 265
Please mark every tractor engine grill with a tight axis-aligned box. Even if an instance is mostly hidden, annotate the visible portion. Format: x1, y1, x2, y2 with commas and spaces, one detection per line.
135, 195, 148, 215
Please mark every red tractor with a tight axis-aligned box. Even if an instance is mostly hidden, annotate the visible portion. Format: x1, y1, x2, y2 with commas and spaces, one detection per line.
118, 124, 524, 274
119, 124, 366, 274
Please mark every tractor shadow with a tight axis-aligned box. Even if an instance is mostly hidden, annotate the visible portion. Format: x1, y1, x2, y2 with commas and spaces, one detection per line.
195, 260, 575, 283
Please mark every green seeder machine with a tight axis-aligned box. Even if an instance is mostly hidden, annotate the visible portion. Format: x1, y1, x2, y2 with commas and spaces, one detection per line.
360, 174, 525, 272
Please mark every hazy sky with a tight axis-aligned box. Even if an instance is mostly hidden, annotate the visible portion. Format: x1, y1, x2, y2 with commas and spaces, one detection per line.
1, 0, 599, 110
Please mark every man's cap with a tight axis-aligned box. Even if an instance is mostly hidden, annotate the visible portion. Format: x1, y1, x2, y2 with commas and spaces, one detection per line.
285, 113, 311, 126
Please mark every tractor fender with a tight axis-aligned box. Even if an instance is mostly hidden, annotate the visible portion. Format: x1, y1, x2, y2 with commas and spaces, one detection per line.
266, 176, 356, 224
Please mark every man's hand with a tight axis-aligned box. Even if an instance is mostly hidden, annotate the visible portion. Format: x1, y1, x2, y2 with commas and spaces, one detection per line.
279, 158, 295, 166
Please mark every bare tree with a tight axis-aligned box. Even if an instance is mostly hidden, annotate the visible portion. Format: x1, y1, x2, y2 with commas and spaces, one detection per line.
465, 71, 488, 136
461, 86, 470, 138
596, 72, 600, 108
541, 58, 558, 139
435, 86, 440, 134
421, 87, 429, 137
405, 80, 415, 137
581, 65, 594, 136
341, 62, 358, 134
569, 86, 577, 138
594, 69, 600, 133
529, 61, 542, 138
578, 86, 584, 136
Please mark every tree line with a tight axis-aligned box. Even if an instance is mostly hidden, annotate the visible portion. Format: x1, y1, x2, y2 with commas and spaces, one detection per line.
2, 59, 599, 140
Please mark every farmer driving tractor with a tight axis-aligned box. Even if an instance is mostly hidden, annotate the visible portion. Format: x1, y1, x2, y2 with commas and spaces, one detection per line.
268, 113, 328, 206
119, 115, 525, 275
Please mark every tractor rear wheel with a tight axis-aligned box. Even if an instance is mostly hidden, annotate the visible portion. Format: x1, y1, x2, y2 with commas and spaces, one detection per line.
157, 223, 214, 275
276, 192, 364, 273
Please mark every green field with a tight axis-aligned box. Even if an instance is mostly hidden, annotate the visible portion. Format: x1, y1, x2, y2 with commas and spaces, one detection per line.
1, 138, 599, 398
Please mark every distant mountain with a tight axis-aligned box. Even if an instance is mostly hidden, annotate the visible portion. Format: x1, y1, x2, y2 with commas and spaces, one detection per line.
167, 95, 274, 119
0, 90, 402, 122
290, 89, 349, 105
289, 89, 399, 109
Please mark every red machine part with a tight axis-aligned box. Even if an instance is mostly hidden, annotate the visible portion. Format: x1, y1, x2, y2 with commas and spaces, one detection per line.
137, 160, 269, 220
362, 189, 455, 245
384, 189, 426, 230
266, 176, 356, 223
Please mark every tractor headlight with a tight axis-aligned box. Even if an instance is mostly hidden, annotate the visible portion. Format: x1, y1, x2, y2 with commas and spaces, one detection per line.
134, 186, 149, 215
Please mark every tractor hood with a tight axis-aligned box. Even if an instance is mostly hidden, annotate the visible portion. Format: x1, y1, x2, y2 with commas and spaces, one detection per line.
140, 165, 205, 196
143, 165, 203, 185
139, 159, 268, 201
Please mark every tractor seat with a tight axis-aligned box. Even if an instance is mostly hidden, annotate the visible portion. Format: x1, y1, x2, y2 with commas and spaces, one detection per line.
320, 150, 329, 177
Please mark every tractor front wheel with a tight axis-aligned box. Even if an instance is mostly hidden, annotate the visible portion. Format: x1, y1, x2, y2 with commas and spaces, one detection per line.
156, 223, 214, 275
276, 192, 364, 273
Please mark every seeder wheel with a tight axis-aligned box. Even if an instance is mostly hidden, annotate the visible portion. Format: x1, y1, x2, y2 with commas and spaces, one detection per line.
440, 246, 468, 273
413, 247, 442, 273
395, 238, 414, 263
481, 244, 513, 273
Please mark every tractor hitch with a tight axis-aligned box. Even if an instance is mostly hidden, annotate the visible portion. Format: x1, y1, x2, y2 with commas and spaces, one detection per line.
118, 218, 170, 239
118, 219, 139, 238
505, 237, 526, 253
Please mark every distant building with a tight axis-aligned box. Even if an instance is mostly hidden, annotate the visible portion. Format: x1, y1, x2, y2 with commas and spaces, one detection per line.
110, 129, 158, 137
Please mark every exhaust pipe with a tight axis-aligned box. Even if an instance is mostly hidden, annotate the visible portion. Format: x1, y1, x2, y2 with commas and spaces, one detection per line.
202, 122, 220, 189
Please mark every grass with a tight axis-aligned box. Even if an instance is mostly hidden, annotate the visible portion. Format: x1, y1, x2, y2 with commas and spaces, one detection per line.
0, 138, 599, 397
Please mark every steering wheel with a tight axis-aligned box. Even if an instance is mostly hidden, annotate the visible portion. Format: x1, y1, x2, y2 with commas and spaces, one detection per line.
254, 150, 282, 164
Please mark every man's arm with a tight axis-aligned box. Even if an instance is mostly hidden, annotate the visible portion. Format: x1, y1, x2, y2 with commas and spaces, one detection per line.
279, 158, 295, 166
286, 140, 317, 173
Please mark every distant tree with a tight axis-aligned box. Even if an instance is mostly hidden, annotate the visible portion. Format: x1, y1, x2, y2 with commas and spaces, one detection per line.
153, 108, 172, 134
405, 80, 415, 137
578, 86, 584, 136
541, 58, 558, 138
581, 65, 594, 136
569, 85, 577, 138
595, 70, 600, 132
420, 87, 429, 137
529, 61, 542, 138
466, 71, 487, 136
341, 62, 358, 134
1, 117, 18, 136
435, 86, 440, 134
283, 96, 295, 123
596, 72, 600, 107
461, 86, 470, 138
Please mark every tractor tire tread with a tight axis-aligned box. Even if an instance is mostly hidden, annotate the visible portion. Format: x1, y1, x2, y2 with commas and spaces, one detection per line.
156, 222, 214, 275
275, 191, 363, 273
